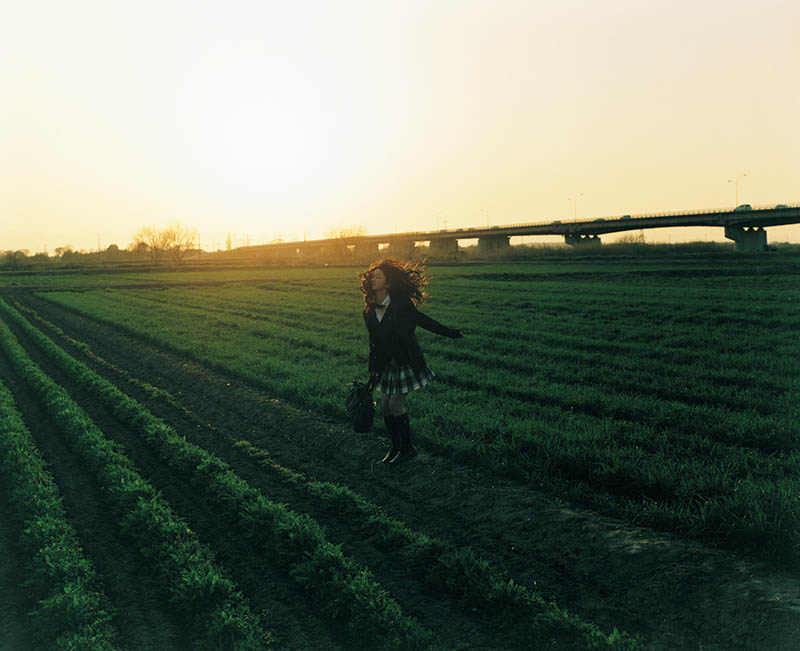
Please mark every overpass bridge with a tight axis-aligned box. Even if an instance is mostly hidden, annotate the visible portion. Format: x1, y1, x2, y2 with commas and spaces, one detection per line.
242, 202, 800, 258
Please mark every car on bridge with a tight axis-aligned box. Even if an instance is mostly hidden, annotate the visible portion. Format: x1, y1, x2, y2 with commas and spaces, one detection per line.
620, 215, 631, 220
775, 204, 789, 209
733, 204, 752, 212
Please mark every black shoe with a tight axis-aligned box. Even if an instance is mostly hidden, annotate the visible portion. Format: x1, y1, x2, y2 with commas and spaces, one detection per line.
381, 413, 400, 463
389, 413, 417, 465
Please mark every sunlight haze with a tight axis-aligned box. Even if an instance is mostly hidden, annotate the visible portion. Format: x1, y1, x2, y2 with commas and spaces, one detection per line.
2, 0, 798, 252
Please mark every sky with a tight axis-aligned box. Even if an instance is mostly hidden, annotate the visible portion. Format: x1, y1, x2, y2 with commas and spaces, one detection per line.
2, 0, 798, 253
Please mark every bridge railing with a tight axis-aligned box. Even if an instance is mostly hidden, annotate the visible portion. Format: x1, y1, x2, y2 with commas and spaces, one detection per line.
363, 202, 800, 241
474, 202, 800, 232
254, 202, 799, 249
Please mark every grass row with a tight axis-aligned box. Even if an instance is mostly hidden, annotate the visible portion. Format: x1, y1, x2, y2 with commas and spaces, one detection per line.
0, 309, 272, 649
40, 287, 794, 411
91, 279, 800, 351
138, 292, 797, 434
86, 285, 799, 392
31, 290, 800, 561
151, 275, 800, 328
0, 297, 443, 651
410, 381, 800, 562
0, 379, 119, 650
39, 289, 797, 454
232, 438, 641, 649
12, 299, 642, 650
113, 286, 799, 424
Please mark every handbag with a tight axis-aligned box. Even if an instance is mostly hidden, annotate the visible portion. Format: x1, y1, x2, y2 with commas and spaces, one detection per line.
346, 375, 376, 433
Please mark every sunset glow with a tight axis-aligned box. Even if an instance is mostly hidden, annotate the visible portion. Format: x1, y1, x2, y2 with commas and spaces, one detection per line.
2, 0, 798, 252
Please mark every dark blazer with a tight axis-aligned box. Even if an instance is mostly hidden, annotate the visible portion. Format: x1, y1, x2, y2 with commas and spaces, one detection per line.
364, 293, 461, 375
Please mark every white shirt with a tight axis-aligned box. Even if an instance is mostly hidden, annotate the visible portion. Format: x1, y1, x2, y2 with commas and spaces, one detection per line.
375, 294, 390, 322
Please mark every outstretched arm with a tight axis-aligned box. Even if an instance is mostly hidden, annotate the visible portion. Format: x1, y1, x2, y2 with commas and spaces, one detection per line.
411, 304, 463, 338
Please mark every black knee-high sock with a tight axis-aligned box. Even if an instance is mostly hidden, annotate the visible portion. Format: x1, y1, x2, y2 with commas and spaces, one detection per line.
394, 413, 410, 446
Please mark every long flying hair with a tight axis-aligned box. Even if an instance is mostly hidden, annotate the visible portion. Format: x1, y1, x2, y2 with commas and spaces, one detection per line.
359, 258, 429, 310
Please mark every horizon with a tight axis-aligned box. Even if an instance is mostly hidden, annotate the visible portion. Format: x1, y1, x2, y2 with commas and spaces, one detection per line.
2, 0, 798, 252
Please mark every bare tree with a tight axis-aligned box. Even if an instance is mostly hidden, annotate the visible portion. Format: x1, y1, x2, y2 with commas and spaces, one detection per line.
132, 223, 197, 264
133, 226, 168, 262
325, 224, 366, 240
163, 221, 198, 264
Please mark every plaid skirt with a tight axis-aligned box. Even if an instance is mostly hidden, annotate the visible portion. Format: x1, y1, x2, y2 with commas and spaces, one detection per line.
378, 359, 435, 395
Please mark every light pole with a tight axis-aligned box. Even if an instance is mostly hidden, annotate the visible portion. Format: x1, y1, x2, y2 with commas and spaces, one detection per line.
727, 173, 746, 207
568, 193, 583, 220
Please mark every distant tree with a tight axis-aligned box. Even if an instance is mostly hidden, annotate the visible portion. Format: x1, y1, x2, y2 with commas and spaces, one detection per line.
132, 223, 197, 264
616, 232, 646, 245
133, 226, 170, 263
102, 243, 125, 261
162, 221, 198, 264
127, 241, 149, 256
2, 250, 29, 270
325, 225, 366, 240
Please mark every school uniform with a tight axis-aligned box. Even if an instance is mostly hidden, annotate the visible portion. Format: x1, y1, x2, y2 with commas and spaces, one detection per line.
364, 292, 461, 395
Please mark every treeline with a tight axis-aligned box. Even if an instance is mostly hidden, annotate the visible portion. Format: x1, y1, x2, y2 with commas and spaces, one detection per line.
228, 239, 746, 267
4, 234, 796, 272
1, 222, 200, 270
0, 245, 150, 271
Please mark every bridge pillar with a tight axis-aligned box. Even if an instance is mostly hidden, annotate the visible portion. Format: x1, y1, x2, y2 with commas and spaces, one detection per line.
298, 245, 323, 260
477, 235, 510, 256
724, 226, 767, 252
565, 234, 602, 247
353, 242, 379, 259
429, 238, 459, 257
388, 239, 416, 259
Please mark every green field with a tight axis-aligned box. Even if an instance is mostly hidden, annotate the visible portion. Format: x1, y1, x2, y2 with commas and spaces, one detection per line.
1, 254, 798, 649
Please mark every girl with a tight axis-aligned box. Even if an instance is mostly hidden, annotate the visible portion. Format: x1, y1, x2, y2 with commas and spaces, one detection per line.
359, 259, 464, 465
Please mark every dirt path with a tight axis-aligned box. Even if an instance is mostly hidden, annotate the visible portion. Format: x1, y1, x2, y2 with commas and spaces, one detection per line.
19, 292, 800, 650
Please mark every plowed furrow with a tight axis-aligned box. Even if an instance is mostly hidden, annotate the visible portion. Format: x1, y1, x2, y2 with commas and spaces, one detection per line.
0, 349, 189, 650
23, 291, 800, 651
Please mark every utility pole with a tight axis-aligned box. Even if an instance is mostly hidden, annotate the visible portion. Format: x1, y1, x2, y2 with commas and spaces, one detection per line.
727, 173, 746, 207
